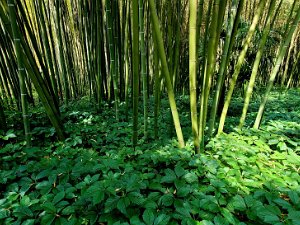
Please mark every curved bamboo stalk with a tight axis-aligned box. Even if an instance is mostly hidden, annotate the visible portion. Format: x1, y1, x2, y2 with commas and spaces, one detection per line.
239, 0, 277, 129
148, 0, 185, 148
254, 5, 300, 129
217, 0, 267, 134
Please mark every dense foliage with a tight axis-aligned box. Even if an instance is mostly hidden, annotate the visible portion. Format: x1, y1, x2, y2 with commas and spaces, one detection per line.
1, 89, 300, 225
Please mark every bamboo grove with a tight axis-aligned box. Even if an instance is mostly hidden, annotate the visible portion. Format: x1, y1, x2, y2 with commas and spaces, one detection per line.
0, 0, 300, 152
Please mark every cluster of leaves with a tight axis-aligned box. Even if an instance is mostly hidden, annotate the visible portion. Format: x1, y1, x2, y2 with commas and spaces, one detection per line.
0, 89, 300, 225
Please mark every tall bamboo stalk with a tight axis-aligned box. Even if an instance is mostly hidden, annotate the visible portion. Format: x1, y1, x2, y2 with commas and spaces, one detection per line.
149, 0, 185, 148
189, 0, 199, 150
132, 0, 140, 147
139, 0, 148, 139
208, 0, 243, 136
239, 0, 277, 129
8, 0, 31, 146
218, 0, 267, 134
55, 0, 69, 105
254, 5, 300, 129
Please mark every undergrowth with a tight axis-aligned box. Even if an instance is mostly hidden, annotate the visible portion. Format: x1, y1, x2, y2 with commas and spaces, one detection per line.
0, 89, 300, 225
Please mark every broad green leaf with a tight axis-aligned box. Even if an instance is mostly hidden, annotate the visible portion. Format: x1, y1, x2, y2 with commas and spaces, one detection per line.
61, 206, 75, 215
117, 197, 130, 215
153, 214, 170, 225
93, 191, 104, 205
199, 220, 214, 225
143, 209, 155, 225
41, 213, 56, 225
42, 202, 56, 213
159, 194, 173, 207
53, 191, 65, 205
0, 209, 10, 219
160, 169, 176, 183
288, 210, 300, 224
22, 219, 35, 225
221, 208, 235, 224
184, 173, 198, 183
232, 195, 246, 211
175, 165, 186, 177
13, 206, 33, 217
288, 191, 300, 205
104, 197, 119, 213
130, 215, 145, 225
214, 215, 229, 225
268, 139, 279, 145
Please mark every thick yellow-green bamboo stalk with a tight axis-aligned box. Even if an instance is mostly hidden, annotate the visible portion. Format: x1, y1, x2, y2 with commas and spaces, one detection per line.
8, 0, 31, 146
254, 5, 300, 129
218, 0, 267, 134
189, 0, 199, 151
239, 0, 277, 129
208, 0, 243, 136
199, 0, 222, 150
149, 0, 185, 148
132, 0, 139, 147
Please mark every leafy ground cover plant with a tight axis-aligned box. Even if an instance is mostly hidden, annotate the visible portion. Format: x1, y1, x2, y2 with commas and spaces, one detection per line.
0, 89, 300, 225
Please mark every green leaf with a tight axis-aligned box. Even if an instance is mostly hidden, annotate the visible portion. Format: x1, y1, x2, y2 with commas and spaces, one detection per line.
268, 139, 279, 145
117, 197, 130, 215
128, 192, 145, 205
42, 202, 56, 213
273, 198, 291, 209
214, 215, 229, 225
221, 208, 235, 224
22, 219, 35, 225
105, 197, 119, 213
153, 214, 170, 225
288, 210, 300, 223
41, 213, 56, 225
143, 209, 155, 225
175, 165, 186, 177
199, 221, 214, 225
13, 206, 33, 217
93, 191, 104, 205
288, 191, 300, 205
53, 191, 65, 205
160, 169, 176, 183
231, 195, 246, 211
0, 209, 10, 219
184, 172, 198, 183
61, 206, 75, 215
130, 215, 145, 225
159, 194, 173, 207
36, 170, 51, 180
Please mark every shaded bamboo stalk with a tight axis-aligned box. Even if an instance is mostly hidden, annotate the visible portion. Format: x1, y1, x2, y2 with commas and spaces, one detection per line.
238, 0, 277, 129
140, 0, 148, 139
218, 0, 267, 134
254, 5, 300, 129
149, 0, 185, 148
8, 0, 31, 146
132, 0, 140, 147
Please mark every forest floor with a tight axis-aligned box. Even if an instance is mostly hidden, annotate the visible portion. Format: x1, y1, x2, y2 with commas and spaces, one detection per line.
1, 89, 300, 225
